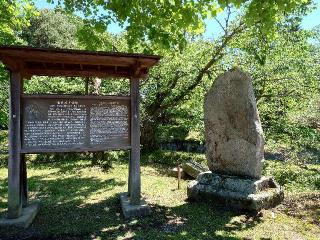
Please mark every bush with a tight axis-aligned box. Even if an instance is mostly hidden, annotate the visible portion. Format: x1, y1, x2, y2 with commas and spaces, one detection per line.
141, 150, 206, 167
263, 160, 320, 191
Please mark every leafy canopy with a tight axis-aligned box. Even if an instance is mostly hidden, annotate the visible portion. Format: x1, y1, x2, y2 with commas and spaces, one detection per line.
0, 0, 38, 129
48, 0, 310, 50
0, 0, 37, 44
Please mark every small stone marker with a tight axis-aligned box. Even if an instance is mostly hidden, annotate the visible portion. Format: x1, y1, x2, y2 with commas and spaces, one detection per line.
187, 69, 283, 211
181, 161, 208, 178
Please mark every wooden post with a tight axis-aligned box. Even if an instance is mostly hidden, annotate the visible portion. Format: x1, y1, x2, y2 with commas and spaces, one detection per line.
177, 165, 181, 190
129, 77, 141, 205
20, 77, 28, 208
85, 77, 89, 95
21, 154, 28, 207
8, 71, 22, 218
128, 151, 132, 194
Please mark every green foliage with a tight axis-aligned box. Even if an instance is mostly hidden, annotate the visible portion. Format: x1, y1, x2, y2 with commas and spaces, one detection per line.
141, 149, 320, 192
225, 19, 320, 160
24, 76, 85, 95
0, 65, 9, 129
49, 0, 311, 50
21, 9, 79, 49
21, 8, 117, 51
141, 40, 214, 147
0, 0, 37, 129
139, 5, 319, 154
141, 150, 206, 166
76, 20, 115, 51
263, 160, 320, 191
0, 130, 7, 165
0, 5, 318, 167
0, 0, 37, 45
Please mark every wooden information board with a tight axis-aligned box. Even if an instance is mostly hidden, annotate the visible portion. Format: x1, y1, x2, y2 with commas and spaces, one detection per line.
21, 94, 131, 153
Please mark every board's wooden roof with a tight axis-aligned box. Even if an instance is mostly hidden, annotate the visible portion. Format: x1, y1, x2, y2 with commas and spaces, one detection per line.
0, 45, 161, 79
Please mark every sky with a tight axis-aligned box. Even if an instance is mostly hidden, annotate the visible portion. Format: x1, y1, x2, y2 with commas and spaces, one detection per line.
34, 0, 320, 39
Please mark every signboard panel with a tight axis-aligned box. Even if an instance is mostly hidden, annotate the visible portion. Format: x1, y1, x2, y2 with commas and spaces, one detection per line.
21, 94, 131, 153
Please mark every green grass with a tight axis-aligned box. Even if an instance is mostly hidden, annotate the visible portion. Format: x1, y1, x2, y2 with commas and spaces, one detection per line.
0, 130, 8, 164
264, 160, 320, 192
0, 155, 319, 240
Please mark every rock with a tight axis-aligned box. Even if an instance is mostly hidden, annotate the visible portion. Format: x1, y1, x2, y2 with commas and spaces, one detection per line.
188, 69, 283, 211
181, 161, 209, 178
204, 68, 264, 179
187, 172, 284, 211
168, 167, 185, 179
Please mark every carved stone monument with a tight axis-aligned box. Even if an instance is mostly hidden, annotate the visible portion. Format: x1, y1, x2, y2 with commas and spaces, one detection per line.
187, 69, 283, 211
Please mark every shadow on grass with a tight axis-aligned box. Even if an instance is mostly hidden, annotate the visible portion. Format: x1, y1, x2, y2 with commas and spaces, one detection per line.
0, 160, 265, 239
278, 192, 320, 226
1, 200, 262, 240
0, 157, 263, 240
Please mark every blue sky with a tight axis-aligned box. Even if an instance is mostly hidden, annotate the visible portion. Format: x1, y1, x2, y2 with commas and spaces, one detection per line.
34, 0, 320, 38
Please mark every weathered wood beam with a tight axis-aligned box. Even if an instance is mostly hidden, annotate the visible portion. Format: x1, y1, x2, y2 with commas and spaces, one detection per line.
21, 94, 131, 100
20, 145, 132, 154
1, 50, 139, 66
20, 79, 28, 208
42, 62, 47, 69
1, 57, 24, 73
133, 61, 142, 77
129, 77, 141, 205
21, 154, 28, 207
7, 71, 22, 219
24, 68, 146, 79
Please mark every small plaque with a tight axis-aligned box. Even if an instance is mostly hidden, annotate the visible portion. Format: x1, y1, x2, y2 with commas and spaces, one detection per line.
21, 95, 131, 153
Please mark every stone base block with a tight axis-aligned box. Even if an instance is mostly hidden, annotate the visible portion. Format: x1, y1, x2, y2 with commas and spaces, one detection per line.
0, 202, 39, 228
119, 193, 151, 219
187, 172, 283, 211
182, 161, 209, 179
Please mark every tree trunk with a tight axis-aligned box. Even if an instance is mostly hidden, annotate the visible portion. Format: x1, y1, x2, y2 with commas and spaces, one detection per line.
141, 118, 158, 152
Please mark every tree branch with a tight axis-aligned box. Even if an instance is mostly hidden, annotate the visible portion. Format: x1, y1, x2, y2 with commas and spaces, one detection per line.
161, 21, 246, 108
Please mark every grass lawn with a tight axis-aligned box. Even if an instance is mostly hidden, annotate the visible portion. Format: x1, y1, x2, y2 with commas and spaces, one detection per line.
0, 154, 319, 240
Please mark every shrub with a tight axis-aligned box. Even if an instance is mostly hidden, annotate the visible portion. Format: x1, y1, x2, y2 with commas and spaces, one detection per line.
263, 160, 320, 191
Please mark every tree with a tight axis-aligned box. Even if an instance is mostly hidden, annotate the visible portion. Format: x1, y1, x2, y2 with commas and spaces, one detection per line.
20, 9, 120, 96
48, 0, 311, 50
140, 5, 320, 151
228, 20, 320, 145
21, 9, 79, 49
139, 8, 246, 150
41, 1, 315, 151
0, 0, 36, 45
0, 0, 37, 129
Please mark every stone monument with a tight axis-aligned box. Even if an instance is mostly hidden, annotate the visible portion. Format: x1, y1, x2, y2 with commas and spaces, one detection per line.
187, 69, 283, 211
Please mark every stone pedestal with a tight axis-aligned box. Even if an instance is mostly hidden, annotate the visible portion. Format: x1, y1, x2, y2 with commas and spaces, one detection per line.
120, 193, 151, 219
0, 202, 39, 228
187, 172, 283, 211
